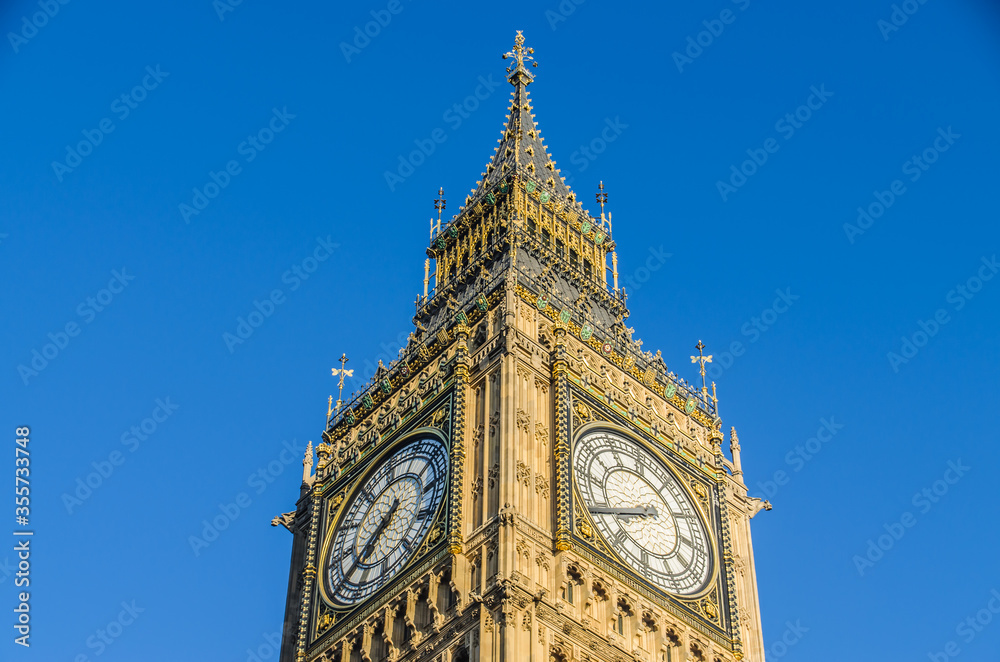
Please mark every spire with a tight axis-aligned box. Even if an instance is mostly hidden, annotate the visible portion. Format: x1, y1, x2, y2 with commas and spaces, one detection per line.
468, 31, 578, 209
729, 427, 743, 479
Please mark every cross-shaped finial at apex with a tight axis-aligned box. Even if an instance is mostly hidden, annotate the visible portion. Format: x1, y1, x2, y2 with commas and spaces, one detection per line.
502, 30, 537, 74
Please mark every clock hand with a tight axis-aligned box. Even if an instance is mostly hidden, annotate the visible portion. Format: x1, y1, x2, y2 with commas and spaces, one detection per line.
360, 498, 400, 561
588, 505, 659, 521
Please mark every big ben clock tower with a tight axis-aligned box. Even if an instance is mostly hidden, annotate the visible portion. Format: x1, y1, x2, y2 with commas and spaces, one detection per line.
274, 32, 770, 662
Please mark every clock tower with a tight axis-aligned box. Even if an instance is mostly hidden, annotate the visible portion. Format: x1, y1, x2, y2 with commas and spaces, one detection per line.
274, 32, 770, 662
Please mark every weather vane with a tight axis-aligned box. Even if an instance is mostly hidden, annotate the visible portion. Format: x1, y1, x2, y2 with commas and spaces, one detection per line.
690, 340, 712, 397
329, 353, 353, 425
502, 30, 537, 73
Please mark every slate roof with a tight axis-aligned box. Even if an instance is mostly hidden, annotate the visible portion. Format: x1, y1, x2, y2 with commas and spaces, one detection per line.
465, 58, 583, 212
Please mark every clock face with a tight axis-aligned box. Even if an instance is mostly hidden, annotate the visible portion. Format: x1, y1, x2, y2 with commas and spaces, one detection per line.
574, 429, 713, 596
325, 436, 448, 607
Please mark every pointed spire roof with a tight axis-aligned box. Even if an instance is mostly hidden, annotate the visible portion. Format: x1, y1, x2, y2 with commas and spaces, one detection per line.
467, 32, 580, 210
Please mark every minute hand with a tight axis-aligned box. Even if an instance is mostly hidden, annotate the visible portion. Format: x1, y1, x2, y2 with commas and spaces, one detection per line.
588, 505, 658, 520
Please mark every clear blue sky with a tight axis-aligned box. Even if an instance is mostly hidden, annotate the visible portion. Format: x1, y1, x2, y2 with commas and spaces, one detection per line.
2, 1, 999, 660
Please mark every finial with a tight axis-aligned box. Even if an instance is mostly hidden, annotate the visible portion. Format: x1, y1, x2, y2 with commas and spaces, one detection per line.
730, 427, 744, 479
302, 440, 314, 485
690, 340, 712, 398
596, 181, 608, 224
712, 381, 719, 417
434, 187, 446, 236
502, 31, 537, 83
330, 354, 353, 422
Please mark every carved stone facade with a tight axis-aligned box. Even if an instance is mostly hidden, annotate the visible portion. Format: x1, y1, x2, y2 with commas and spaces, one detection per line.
276, 32, 766, 662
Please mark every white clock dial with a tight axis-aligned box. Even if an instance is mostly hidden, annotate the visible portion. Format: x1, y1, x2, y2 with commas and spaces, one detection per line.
325, 436, 448, 607
574, 428, 713, 596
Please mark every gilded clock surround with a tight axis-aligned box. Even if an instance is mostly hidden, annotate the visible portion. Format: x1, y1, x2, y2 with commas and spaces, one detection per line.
274, 31, 769, 662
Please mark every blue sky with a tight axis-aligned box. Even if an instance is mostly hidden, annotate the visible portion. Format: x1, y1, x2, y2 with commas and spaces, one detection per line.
2, 1, 999, 660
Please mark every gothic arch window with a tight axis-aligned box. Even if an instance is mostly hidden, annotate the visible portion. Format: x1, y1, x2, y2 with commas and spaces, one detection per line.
414, 586, 432, 631
588, 580, 608, 632
486, 544, 498, 579
437, 568, 455, 615
641, 611, 658, 653
369, 624, 387, 662
542, 228, 551, 247
563, 564, 583, 605
470, 555, 481, 593
664, 627, 681, 662
583, 258, 592, 279
391, 603, 408, 654
615, 597, 633, 637
570, 249, 579, 270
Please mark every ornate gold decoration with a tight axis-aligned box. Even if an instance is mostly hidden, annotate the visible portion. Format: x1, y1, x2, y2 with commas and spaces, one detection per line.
574, 401, 591, 421
701, 599, 719, 620
317, 607, 335, 634
642, 366, 656, 386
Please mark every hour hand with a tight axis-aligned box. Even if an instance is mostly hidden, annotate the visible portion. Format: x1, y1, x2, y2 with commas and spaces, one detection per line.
588, 505, 659, 521
360, 499, 400, 560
